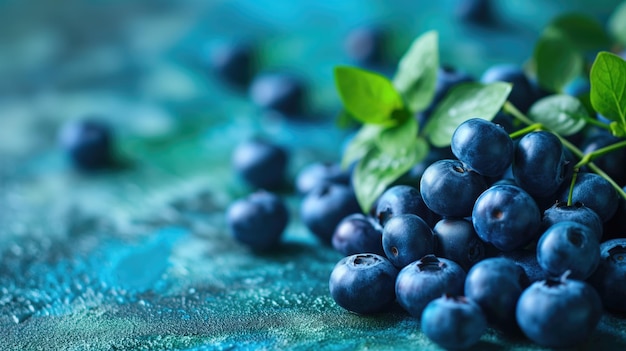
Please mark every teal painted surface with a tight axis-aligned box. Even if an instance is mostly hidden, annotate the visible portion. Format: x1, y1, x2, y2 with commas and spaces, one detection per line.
1, 1, 626, 350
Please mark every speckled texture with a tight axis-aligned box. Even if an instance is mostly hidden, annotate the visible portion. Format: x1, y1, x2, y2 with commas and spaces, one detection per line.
2, 1, 626, 350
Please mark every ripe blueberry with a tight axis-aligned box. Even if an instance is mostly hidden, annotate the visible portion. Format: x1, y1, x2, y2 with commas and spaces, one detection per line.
226, 190, 288, 252
329, 253, 398, 314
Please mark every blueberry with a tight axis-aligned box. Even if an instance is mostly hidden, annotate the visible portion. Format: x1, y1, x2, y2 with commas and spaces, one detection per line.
344, 25, 387, 66
464, 257, 529, 333
226, 190, 288, 251
557, 172, 619, 222
249, 72, 306, 116
332, 213, 384, 257
295, 162, 350, 195
563, 76, 590, 98
589, 239, 626, 313
513, 131, 569, 198
432, 218, 485, 271
472, 184, 541, 252
498, 249, 549, 283
209, 41, 254, 88
542, 201, 603, 241
395, 255, 466, 318
329, 253, 398, 314
537, 221, 600, 280
516, 275, 603, 348
420, 159, 487, 218
455, 0, 495, 25
375, 185, 435, 227
59, 118, 115, 171
382, 214, 434, 268
301, 183, 360, 244
421, 295, 487, 350
451, 118, 514, 177
481, 64, 535, 113
232, 138, 288, 190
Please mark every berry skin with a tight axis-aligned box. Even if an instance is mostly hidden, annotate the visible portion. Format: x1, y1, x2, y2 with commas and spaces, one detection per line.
432, 218, 485, 271
420, 159, 487, 218
375, 185, 435, 227
464, 257, 529, 333
226, 190, 288, 252
295, 162, 350, 195
59, 118, 115, 171
589, 239, 626, 313
472, 184, 541, 252
421, 295, 487, 350
232, 138, 288, 190
332, 213, 385, 257
512, 131, 569, 198
249, 72, 306, 116
395, 255, 466, 318
537, 221, 600, 280
516, 276, 603, 348
541, 201, 603, 241
498, 249, 549, 283
209, 41, 254, 88
329, 253, 398, 314
382, 214, 434, 269
301, 183, 360, 244
451, 118, 514, 177
557, 172, 619, 223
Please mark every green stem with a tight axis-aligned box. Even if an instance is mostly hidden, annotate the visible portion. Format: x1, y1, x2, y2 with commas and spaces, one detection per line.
582, 114, 612, 131
503, 101, 535, 126
509, 123, 543, 139
503, 101, 626, 201
574, 140, 626, 169
567, 171, 578, 206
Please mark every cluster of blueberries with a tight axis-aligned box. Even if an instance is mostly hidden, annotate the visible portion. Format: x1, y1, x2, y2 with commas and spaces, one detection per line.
226, 59, 626, 349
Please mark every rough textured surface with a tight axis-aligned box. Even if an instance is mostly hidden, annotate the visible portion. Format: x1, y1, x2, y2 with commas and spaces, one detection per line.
2, 1, 626, 350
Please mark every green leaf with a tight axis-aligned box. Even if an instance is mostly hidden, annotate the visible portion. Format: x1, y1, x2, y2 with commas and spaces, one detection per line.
533, 33, 584, 93
335, 110, 357, 129
528, 94, 588, 136
422, 82, 512, 147
393, 31, 439, 113
334, 66, 404, 125
609, 1, 626, 47
376, 117, 418, 156
341, 124, 383, 169
353, 138, 429, 213
610, 121, 626, 137
590, 52, 626, 124
546, 14, 610, 51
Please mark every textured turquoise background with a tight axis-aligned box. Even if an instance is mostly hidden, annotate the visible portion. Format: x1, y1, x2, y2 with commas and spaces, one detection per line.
1, 1, 626, 350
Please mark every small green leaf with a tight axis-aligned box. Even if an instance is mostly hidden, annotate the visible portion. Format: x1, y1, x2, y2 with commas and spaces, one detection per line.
533, 33, 584, 93
353, 138, 429, 213
376, 117, 418, 156
422, 82, 512, 147
528, 94, 588, 136
393, 31, 439, 113
610, 121, 626, 137
341, 124, 383, 169
334, 66, 404, 125
547, 14, 610, 51
609, 1, 626, 47
590, 52, 626, 124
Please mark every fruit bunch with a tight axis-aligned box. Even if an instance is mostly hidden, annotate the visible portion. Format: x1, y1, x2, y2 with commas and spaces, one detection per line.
222, 5, 626, 349
321, 11, 626, 347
